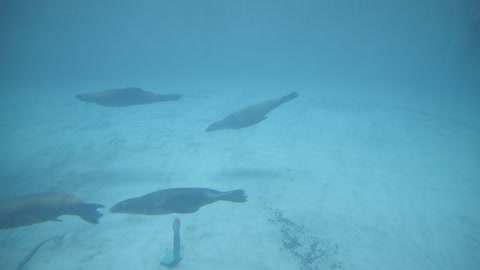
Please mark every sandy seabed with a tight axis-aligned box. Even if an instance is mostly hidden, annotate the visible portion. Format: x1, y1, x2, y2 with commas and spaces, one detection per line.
0, 83, 479, 270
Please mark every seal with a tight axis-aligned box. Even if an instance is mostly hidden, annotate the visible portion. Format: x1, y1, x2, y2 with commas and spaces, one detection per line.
110, 188, 247, 215
0, 192, 104, 229
205, 91, 299, 132
75, 87, 181, 107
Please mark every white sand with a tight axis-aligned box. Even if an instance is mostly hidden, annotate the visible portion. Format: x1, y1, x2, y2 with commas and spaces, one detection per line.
0, 84, 479, 270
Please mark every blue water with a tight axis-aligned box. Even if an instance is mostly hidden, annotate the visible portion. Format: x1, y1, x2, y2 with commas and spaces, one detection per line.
1, 1, 479, 269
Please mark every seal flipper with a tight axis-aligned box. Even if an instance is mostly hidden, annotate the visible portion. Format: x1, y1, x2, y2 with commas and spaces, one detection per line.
219, 190, 247, 203
74, 203, 104, 224
168, 205, 200, 214
243, 115, 267, 127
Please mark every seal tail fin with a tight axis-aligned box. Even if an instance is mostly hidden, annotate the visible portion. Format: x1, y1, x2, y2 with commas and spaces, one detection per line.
278, 91, 299, 104
76, 203, 104, 224
220, 190, 247, 203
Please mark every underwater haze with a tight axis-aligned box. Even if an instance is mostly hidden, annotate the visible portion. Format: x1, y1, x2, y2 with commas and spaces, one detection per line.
1, 0, 479, 269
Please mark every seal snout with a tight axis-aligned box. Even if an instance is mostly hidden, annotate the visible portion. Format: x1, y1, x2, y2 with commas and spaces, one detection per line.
75, 94, 89, 102
205, 121, 221, 132
109, 200, 130, 213
205, 126, 214, 132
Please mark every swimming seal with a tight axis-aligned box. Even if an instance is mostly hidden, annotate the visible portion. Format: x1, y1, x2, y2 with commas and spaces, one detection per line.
205, 91, 299, 132
0, 192, 104, 229
75, 87, 181, 107
110, 188, 247, 215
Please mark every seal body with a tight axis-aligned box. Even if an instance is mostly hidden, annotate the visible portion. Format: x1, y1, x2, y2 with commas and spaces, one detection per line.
75, 87, 181, 107
206, 91, 299, 132
110, 188, 247, 215
0, 192, 104, 229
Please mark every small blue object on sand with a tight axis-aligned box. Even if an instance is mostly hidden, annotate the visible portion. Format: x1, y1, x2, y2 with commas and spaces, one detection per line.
161, 218, 182, 268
